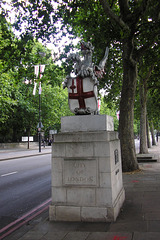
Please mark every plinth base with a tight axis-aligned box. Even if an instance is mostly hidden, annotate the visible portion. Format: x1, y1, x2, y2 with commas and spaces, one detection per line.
49, 115, 125, 222
49, 187, 125, 222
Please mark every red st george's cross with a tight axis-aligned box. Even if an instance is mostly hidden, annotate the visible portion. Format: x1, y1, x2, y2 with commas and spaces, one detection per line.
69, 76, 95, 109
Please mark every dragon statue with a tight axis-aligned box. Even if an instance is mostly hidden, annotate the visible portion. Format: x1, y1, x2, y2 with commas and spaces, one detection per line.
63, 41, 109, 115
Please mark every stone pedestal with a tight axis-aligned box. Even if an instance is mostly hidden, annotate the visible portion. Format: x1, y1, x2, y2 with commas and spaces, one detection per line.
49, 115, 125, 222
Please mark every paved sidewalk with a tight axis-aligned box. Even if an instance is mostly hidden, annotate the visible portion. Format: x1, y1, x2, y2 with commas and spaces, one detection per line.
0, 146, 51, 161
1, 141, 160, 240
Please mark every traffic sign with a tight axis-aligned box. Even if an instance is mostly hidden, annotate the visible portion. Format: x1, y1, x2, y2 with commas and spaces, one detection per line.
49, 130, 57, 134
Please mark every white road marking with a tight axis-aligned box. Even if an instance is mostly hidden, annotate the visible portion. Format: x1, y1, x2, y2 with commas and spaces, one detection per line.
1, 171, 17, 177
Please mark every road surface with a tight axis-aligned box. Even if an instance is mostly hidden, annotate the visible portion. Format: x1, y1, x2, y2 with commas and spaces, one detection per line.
0, 154, 51, 229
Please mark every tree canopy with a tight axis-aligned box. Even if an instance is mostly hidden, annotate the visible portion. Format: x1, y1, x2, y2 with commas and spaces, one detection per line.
0, 14, 71, 143
1, 1, 160, 171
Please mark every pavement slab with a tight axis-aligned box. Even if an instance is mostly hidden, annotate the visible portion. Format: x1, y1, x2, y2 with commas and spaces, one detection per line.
43, 231, 68, 240
63, 232, 90, 240
133, 232, 160, 240
147, 221, 160, 232
145, 212, 160, 221
108, 220, 148, 232
86, 232, 133, 240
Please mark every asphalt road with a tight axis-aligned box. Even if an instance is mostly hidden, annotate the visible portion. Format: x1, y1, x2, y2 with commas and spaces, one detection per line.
0, 154, 51, 229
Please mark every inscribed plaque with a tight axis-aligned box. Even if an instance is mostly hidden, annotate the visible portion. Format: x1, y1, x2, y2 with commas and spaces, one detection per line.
114, 149, 119, 165
63, 158, 97, 186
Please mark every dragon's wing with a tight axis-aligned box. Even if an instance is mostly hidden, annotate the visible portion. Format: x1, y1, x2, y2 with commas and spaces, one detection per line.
98, 47, 109, 69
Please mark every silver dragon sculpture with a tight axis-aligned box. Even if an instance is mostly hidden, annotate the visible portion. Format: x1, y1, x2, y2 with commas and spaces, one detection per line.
63, 41, 109, 88
63, 41, 109, 115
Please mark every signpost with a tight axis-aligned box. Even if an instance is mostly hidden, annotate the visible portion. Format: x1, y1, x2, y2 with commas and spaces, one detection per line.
49, 130, 57, 135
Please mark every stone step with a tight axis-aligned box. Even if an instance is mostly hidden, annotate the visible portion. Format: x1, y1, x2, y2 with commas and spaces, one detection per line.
136, 154, 158, 163
137, 158, 157, 163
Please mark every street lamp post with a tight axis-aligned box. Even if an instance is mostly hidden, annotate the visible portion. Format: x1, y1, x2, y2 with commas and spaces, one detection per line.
38, 91, 41, 152
38, 80, 43, 153
34, 52, 46, 153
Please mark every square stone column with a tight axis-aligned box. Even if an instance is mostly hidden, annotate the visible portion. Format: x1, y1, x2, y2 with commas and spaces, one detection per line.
49, 115, 125, 222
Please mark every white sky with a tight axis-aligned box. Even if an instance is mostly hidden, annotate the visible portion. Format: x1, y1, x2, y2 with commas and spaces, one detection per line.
1, 0, 79, 54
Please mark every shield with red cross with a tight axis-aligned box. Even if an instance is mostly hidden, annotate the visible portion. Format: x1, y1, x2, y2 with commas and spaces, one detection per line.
67, 76, 98, 114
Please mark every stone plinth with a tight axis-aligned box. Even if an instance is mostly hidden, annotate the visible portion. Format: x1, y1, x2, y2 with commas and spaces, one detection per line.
49, 115, 125, 222
61, 115, 114, 132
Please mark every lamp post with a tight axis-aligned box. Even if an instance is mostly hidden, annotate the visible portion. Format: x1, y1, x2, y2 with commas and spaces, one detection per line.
38, 74, 44, 152
38, 83, 42, 152
34, 52, 46, 152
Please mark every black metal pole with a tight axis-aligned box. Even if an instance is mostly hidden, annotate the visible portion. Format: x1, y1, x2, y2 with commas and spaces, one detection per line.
39, 93, 41, 152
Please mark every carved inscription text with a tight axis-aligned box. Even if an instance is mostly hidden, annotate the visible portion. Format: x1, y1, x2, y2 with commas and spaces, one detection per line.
63, 158, 97, 186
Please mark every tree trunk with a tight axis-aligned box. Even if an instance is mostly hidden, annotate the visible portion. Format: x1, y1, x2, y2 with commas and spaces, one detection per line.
146, 117, 151, 148
119, 41, 139, 172
139, 78, 148, 153
150, 121, 156, 146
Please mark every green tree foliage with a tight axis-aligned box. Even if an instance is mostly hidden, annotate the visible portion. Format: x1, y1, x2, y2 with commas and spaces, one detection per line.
0, 15, 71, 142
147, 63, 160, 129
40, 85, 71, 133
1, 1, 160, 171
146, 43, 160, 127
56, 0, 159, 171
134, 43, 160, 152
100, 97, 119, 131
53, 0, 159, 171
0, 14, 19, 128
0, 71, 17, 123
